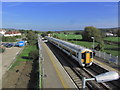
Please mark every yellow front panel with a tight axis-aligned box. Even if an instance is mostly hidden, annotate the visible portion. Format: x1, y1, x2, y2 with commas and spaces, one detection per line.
90, 58, 93, 62
86, 53, 90, 63
82, 59, 84, 63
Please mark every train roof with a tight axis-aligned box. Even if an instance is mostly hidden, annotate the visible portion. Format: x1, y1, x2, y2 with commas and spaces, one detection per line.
46, 36, 91, 51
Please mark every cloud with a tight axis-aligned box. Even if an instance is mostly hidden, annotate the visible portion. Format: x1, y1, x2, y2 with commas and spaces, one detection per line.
1, 0, 119, 2
37, 2, 65, 6
104, 4, 118, 8
3, 2, 23, 7
0, 4, 2, 15
0, 10, 1, 14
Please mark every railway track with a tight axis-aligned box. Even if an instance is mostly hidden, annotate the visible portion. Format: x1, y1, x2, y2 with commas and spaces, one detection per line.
45, 42, 120, 89
85, 63, 120, 89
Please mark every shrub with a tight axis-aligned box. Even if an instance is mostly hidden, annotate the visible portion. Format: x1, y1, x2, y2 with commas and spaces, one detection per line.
29, 50, 39, 60
0, 48, 5, 53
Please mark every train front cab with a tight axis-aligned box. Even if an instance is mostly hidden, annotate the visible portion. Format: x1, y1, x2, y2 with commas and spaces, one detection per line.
81, 51, 93, 67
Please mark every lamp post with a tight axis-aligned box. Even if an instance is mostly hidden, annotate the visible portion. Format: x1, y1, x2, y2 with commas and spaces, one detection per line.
91, 37, 94, 58
75, 36, 77, 44
65, 35, 67, 41
91, 37, 94, 50
82, 71, 119, 89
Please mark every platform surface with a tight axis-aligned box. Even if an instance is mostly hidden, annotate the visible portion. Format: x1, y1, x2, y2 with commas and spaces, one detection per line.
40, 41, 76, 88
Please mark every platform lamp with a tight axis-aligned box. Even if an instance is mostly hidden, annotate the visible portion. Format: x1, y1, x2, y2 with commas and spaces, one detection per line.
91, 37, 94, 60
75, 36, 77, 44
82, 71, 119, 89
91, 37, 94, 49
65, 35, 67, 41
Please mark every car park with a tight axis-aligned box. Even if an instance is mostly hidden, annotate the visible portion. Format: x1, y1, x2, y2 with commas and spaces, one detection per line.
2, 43, 5, 45
10, 43, 15, 46
14, 43, 19, 47
2, 42, 20, 48
6, 44, 12, 48
2, 43, 14, 48
1, 43, 6, 46
5, 43, 9, 47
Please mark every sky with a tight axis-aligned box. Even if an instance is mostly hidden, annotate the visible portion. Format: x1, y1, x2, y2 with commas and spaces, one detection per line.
1, 2, 118, 31
1, 0, 120, 2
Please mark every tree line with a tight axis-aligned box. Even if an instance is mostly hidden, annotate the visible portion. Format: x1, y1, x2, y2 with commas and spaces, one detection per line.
40, 26, 106, 51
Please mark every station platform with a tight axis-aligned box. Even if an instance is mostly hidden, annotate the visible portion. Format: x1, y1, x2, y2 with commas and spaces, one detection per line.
93, 57, 120, 75
40, 41, 76, 88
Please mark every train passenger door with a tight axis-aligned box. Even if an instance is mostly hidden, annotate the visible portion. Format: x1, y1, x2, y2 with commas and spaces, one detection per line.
81, 53, 85, 64
85, 52, 90, 63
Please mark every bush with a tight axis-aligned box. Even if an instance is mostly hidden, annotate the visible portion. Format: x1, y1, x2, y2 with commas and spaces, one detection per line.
2, 36, 16, 42
41, 33, 47, 37
82, 26, 101, 42
26, 31, 38, 45
29, 50, 39, 60
0, 48, 5, 53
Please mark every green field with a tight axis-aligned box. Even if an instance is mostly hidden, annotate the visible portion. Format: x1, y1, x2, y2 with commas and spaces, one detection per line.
69, 41, 118, 56
70, 40, 118, 49
69, 41, 98, 48
104, 49, 118, 56
11, 45, 37, 68
54, 33, 118, 56
104, 37, 119, 42
54, 33, 120, 43
54, 33, 82, 39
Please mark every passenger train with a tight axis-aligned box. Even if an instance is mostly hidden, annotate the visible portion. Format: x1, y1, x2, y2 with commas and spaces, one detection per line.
45, 36, 93, 67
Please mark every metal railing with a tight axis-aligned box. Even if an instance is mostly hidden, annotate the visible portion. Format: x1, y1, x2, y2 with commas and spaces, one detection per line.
38, 35, 44, 89
94, 50, 118, 65
38, 36, 42, 88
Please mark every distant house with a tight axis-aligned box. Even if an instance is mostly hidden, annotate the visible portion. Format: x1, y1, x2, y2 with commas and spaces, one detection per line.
4, 31, 21, 37
48, 34, 52, 37
112, 33, 117, 37
106, 32, 114, 37
0, 29, 6, 35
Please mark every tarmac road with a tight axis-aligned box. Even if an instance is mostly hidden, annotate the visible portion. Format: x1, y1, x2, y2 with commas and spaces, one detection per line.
1, 47, 22, 76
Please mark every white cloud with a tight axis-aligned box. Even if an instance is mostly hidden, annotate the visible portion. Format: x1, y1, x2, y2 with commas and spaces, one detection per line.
1, 0, 119, 2
0, 3, 2, 15
104, 4, 118, 8
0, 10, 1, 14
3, 2, 23, 7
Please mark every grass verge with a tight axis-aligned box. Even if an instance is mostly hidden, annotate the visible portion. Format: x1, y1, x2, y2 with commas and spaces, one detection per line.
10, 45, 37, 69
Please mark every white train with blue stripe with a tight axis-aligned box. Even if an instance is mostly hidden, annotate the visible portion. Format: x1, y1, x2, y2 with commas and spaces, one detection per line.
45, 36, 93, 67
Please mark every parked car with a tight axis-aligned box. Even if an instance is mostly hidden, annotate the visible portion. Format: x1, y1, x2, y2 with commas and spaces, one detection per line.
5, 43, 9, 47
1, 43, 5, 45
6, 43, 14, 48
14, 43, 19, 47
10, 43, 14, 46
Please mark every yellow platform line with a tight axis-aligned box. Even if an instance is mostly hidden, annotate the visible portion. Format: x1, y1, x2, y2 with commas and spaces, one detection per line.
42, 43, 69, 88
93, 59, 120, 74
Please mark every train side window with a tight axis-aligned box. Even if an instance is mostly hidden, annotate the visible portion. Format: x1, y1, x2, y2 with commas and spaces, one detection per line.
76, 53, 79, 58
90, 52, 92, 58
82, 53, 85, 59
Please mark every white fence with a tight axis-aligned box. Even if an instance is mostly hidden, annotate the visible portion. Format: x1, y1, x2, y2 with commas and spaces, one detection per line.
94, 50, 118, 65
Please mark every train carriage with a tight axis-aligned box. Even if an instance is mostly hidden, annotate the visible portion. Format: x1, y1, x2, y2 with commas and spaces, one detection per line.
45, 36, 93, 67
